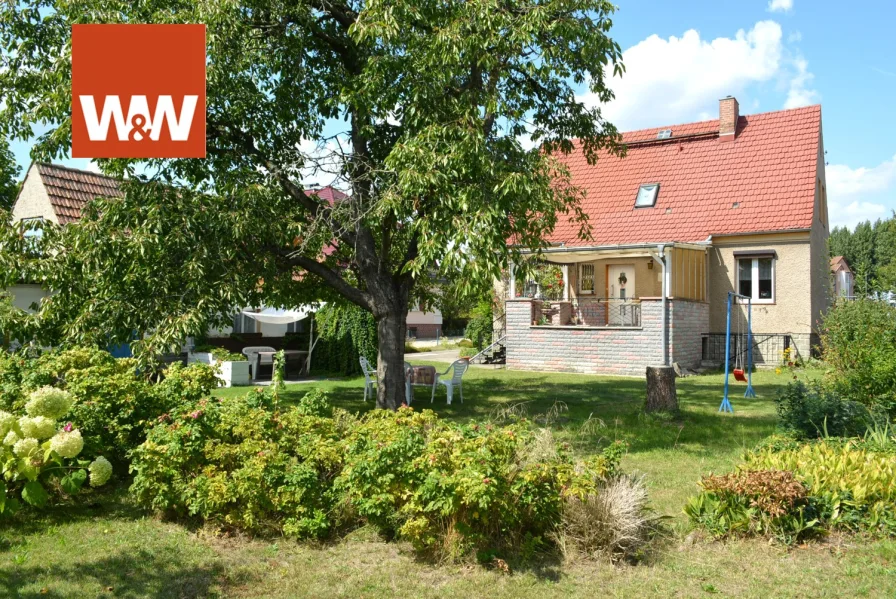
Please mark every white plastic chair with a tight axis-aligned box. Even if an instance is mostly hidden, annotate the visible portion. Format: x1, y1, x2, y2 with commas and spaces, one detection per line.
360, 356, 378, 402
434, 359, 469, 405
242, 346, 276, 380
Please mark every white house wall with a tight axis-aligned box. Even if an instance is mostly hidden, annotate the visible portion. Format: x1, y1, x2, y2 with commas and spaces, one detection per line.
11, 164, 58, 224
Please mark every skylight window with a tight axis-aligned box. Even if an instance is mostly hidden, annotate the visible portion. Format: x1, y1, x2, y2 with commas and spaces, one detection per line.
635, 183, 659, 208
656, 129, 672, 139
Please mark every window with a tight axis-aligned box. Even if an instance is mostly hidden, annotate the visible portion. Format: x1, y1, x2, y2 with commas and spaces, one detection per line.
635, 183, 659, 207
232, 313, 257, 334
579, 264, 595, 294
737, 257, 774, 302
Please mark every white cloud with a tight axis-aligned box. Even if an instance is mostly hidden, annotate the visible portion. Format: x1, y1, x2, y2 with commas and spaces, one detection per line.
826, 155, 896, 228
768, 0, 793, 13
784, 57, 819, 108
581, 21, 785, 131
787, 31, 802, 43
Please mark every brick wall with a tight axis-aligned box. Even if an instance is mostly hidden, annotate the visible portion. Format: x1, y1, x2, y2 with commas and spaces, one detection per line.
505, 298, 707, 376
408, 323, 441, 339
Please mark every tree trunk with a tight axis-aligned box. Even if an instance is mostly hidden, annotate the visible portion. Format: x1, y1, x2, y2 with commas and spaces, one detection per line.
645, 365, 678, 413
375, 308, 408, 410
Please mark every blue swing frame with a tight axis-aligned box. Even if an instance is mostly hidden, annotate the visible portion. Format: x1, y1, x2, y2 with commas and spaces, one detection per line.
719, 291, 756, 413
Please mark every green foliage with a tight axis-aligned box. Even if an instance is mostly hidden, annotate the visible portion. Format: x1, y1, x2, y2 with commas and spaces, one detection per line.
533, 264, 565, 301
1, 388, 112, 516
465, 300, 494, 351
684, 469, 820, 544
131, 391, 642, 560
828, 214, 896, 294
747, 440, 896, 534
774, 380, 866, 439
193, 346, 246, 362
0, 136, 19, 212
459, 347, 476, 359
130, 389, 347, 539
313, 303, 378, 376
821, 299, 896, 416
0, 347, 218, 464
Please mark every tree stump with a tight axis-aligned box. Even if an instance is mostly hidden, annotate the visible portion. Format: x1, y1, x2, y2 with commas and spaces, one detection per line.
645, 365, 678, 413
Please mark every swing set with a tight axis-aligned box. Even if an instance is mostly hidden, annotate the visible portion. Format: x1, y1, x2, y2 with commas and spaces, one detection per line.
719, 291, 756, 413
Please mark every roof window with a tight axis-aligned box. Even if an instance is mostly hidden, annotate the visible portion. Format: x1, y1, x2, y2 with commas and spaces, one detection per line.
656, 129, 672, 139
635, 183, 659, 208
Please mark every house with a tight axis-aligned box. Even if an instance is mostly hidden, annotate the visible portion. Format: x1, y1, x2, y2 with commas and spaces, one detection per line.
5, 162, 440, 342
830, 256, 854, 299
503, 97, 830, 375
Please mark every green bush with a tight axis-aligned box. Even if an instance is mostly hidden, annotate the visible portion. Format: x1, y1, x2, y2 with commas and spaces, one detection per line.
1, 387, 113, 515
822, 299, 896, 416
464, 300, 493, 351
131, 392, 649, 561
130, 388, 348, 539
0, 347, 218, 464
458, 347, 476, 359
457, 339, 475, 348
774, 380, 866, 439
747, 439, 896, 534
685, 469, 821, 544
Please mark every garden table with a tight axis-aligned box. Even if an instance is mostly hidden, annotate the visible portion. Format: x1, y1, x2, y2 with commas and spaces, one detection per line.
405, 364, 437, 405
255, 350, 308, 379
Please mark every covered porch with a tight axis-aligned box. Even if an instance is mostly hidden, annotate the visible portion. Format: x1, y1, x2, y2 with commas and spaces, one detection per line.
505, 243, 709, 376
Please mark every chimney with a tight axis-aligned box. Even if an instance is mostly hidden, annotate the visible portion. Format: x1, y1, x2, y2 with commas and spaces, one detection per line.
719, 96, 739, 142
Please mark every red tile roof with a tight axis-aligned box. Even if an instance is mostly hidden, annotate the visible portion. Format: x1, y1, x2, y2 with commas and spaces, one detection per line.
547, 105, 822, 245
28, 163, 348, 224
36, 163, 123, 225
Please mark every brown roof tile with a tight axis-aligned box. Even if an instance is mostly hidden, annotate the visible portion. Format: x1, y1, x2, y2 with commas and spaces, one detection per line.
36, 163, 123, 224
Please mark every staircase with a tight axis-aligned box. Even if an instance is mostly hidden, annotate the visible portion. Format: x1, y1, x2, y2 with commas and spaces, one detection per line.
469, 335, 506, 366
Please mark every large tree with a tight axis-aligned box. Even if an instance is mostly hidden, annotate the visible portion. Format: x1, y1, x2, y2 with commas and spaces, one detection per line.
0, 0, 623, 408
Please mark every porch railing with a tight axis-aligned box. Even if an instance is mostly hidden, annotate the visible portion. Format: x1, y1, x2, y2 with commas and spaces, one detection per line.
536, 298, 641, 327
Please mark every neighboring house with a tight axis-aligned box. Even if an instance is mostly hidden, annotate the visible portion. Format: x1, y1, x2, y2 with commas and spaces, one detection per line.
830, 256, 854, 299
503, 97, 830, 375
5, 163, 437, 340
406, 301, 443, 339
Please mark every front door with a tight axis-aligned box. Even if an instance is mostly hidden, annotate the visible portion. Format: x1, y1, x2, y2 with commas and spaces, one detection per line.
607, 265, 636, 325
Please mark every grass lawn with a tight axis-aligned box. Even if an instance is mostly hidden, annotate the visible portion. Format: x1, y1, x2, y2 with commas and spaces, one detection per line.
2, 365, 895, 598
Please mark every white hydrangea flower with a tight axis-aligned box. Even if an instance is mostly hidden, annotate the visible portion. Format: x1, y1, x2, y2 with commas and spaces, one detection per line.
18, 416, 56, 440
88, 456, 113, 487
13, 436, 39, 458
3, 430, 20, 446
49, 429, 84, 459
25, 386, 74, 420
0, 410, 15, 437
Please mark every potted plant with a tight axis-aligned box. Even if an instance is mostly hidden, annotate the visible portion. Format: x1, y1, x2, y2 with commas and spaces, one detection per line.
188, 346, 251, 387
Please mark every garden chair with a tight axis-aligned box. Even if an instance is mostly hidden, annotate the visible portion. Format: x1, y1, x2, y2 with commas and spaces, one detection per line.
242, 346, 276, 380
360, 356, 378, 402
433, 359, 469, 405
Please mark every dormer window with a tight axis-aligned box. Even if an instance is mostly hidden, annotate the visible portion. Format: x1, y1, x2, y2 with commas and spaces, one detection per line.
635, 183, 659, 208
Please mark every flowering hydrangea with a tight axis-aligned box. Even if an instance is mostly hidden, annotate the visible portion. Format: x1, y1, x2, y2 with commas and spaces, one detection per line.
0, 410, 15, 437
3, 430, 20, 446
25, 386, 74, 420
13, 436, 39, 458
49, 429, 83, 459
18, 416, 57, 440
88, 456, 113, 487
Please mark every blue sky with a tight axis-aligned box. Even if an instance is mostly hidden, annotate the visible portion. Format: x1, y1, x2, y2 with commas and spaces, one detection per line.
9, 0, 896, 229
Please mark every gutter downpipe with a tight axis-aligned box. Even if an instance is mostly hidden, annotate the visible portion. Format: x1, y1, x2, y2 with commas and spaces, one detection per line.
650, 244, 669, 366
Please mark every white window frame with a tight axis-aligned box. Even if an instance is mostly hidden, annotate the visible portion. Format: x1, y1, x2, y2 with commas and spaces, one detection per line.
579, 263, 595, 295
737, 257, 775, 304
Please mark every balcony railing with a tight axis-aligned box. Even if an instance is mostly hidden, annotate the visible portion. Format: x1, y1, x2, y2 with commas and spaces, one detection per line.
534, 298, 641, 328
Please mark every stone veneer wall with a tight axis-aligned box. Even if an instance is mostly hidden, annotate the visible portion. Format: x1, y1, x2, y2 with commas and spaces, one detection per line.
505, 298, 708, 376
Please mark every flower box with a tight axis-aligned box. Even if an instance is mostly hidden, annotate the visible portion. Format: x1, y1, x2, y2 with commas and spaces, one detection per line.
187, 352, 251, 388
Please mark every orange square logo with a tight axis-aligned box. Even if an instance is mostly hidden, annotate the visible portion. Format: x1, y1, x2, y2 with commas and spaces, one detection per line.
72, 24, 206, 159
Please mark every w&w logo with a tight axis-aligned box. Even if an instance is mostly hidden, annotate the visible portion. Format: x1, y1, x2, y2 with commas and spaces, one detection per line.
72, 24, 206, 159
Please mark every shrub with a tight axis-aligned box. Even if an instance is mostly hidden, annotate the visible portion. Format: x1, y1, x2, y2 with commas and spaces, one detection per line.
774, 380, 866, 439
130, 388, 347, 539
457, 339, 475, 348
1, 387, 112, 515
822, 299, 896, 415
458, 347, 476, 359
0, 347, 219, 464
747, 440, 896, 534
684, 469, 820, 544
335, 414, 636, 560
464, 300, 494, 351
312, 303, 377, 376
